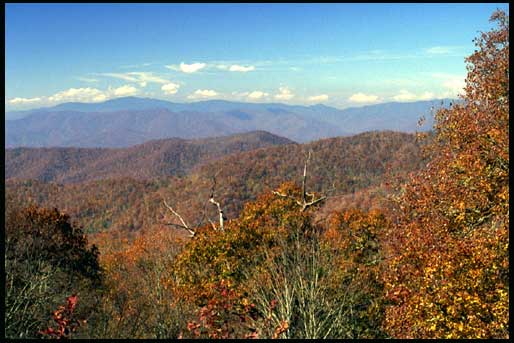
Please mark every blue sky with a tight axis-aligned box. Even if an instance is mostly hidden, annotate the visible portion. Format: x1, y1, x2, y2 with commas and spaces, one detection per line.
5, 3, 509, 111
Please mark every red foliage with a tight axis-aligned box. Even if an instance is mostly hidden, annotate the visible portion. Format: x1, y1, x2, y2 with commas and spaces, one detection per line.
181, 280, 260, 339
39, 295, 84, 339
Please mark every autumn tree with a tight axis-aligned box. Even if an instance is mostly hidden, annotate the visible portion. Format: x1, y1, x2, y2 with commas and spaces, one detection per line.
322, 209, 389, 338
5, 204, 102, 338
382, 10, 509, 338
171, 179, 393, 338
92, 225, 191, 338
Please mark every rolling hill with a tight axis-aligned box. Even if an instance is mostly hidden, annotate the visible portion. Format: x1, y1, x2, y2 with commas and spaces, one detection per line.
5, 131, 294, 183
5, 130, 427, 239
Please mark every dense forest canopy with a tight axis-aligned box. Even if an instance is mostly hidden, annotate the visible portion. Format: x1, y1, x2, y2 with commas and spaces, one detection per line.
4, 10, 508, 339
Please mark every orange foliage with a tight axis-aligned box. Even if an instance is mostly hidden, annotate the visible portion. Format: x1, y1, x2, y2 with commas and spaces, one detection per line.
382, 11, 509, 338
323, 209, 389, 338
98, 226, 188, 338
172, 182, 312, 305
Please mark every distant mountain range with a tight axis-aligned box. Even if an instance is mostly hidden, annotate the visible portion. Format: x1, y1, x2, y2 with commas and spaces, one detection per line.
5, 96, 456, 147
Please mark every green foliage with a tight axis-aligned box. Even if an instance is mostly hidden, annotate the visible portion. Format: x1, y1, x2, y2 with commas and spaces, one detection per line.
247, 228, 356, 338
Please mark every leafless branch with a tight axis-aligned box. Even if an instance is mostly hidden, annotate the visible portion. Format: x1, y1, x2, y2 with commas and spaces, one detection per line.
162, 169, 228, 236
208, 172, 226, 231
302, 150, 312, 204
272, 149, 328, 212
272, 190, 303, 206
207, 217, 218, 231
162, 199, 196, 237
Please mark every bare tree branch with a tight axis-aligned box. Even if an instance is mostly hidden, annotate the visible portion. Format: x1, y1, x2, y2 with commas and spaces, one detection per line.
302, 150, 311, 205
162, 199, 196, 237
209, 197, 225, 231
162, 169, 228, 236
272, 149, 328, 212
272, 190, 303, 206
207, 172, 226, 231
206, 217, 218, 231
301, 196, 327, 212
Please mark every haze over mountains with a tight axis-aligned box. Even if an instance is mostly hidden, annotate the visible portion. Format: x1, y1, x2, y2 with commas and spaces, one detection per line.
5, 96, 455, 148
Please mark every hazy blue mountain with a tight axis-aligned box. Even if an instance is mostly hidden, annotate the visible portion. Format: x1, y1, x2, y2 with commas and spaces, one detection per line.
6, 97, 308, 119
5, 97, 457, 148
304, 99, 459, 132
6, 97, 176, 117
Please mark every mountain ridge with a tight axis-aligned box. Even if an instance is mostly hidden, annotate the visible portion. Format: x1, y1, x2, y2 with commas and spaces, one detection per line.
5, 130, 425, 235
5, 130, 295, 183
5, 96, 457, 147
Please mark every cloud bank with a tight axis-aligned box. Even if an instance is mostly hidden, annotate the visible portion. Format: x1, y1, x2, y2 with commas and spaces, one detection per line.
187, 89, 218, 99
348, 92, 379, 103
275, 87, 294, 100
161, 82, 180, 95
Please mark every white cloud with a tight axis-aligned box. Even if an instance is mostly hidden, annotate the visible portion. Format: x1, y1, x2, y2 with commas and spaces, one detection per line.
441, 79, 465, 97
187, 89, 218, 99
100, 71, 169, 84
430, 72, 465, 97
8, 84, 144, 109
274, 87, 294, 101
165, 65, 179, 71
7, 97, 43, 105
418, 91, 436, 100
100, 72, 139, 83
45, 85, 139, 104
112, 84, 138, 97
128, 72, 169, 84
348, 92, 379, 103
48, 87, 108, 103
178, 62, 206, 73
392, 90, 437, 102
392, 90, 417, 102
247, 91, 269, 100
307, 94, 329, 102
161, 82, 180, 95
425, 46, 463, 55
76, 77, 99, 83
229, 64, 255, 72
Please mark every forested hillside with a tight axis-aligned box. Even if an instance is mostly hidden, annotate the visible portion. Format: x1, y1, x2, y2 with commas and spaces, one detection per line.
5, 131, 424, 237
5, 131, 293, 183
5, 10, 508, 340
